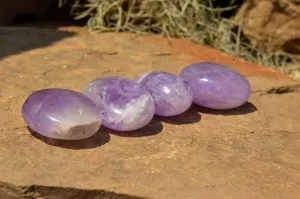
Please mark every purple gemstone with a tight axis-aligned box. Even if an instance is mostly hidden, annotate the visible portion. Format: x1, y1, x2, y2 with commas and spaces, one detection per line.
22, 88, 101, 140
134, 72, 193, 116
83, 76, 155, 131
179, 62, 251, 109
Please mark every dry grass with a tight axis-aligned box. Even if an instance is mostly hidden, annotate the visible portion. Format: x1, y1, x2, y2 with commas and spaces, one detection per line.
59, 0, 300, 78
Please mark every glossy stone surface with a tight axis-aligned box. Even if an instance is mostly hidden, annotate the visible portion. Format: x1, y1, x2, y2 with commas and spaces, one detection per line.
135, 72, 193, 116
83, 76, 155, 131
179, 62, 251, 109
22, 88, 101, 140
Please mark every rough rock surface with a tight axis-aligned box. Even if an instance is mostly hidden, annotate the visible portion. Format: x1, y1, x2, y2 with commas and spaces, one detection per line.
0, 26, 300, 199
0, 181, 143, 199
235, 0, 300, 53
0, 182, 23, 199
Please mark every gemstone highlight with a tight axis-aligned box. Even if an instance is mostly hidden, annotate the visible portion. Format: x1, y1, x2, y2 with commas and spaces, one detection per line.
135, 72, 193, 116
83, 76, 155, 131
179, 62, 251, 109
22, 88, 101, 140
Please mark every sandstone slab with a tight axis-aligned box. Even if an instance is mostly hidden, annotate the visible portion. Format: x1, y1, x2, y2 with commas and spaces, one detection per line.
0, 26, 300, 199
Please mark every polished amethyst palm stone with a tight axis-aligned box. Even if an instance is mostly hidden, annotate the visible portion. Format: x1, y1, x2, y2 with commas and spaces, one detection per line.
83, 76, 155, 131
22, 88, 101, 140
179, 62, 251, 109
135, 72, 193, 116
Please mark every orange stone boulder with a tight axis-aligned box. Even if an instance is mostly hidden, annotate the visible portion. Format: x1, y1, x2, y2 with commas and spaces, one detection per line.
0, 26, 299, 199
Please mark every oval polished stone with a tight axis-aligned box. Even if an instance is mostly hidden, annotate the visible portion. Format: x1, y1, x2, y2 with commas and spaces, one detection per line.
83, 76, 155, 131
22, 88, 102, 140
135, 72, 193, 116
179, 62, 251, 109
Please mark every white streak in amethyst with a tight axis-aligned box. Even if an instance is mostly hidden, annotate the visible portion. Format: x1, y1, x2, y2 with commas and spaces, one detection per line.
83, 76, 155, 131
135, 72, 193, 116
22, 88, 101, 140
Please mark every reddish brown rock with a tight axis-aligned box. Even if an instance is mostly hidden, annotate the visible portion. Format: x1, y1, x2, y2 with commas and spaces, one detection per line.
0, 26, 299, 199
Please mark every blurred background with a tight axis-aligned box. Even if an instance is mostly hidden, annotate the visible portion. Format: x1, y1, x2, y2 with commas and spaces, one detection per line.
2, 0, 299, 79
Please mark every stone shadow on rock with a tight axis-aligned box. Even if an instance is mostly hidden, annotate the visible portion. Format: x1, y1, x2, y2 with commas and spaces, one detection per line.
28, 127, 110, 150
106, 117, 163, 137
22, 184, 146, 199
195, 101, 258, 115
0, 27, 76, 60
157, 105, 202, 125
